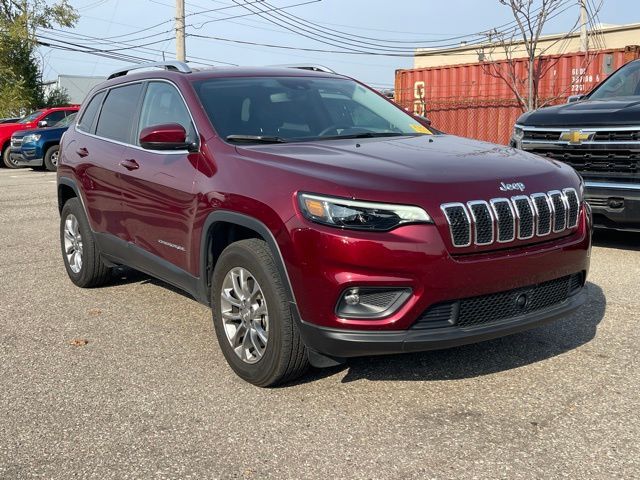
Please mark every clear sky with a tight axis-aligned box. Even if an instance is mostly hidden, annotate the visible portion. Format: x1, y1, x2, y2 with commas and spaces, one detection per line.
40, 0, 639, 88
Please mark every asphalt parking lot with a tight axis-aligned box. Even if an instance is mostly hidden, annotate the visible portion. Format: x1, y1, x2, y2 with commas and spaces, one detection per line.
1, 167, 639, 479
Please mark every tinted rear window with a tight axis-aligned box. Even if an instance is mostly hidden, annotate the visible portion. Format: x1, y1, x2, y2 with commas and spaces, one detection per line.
95, 84, 143, 143
77, 91, 105, 133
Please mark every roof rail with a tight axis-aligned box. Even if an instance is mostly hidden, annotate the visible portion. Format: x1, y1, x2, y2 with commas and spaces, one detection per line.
270, 64, 337, 74
107, 61, 192, 80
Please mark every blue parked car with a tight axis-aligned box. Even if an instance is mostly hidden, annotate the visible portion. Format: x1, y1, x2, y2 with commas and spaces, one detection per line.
10, 112, 77, 171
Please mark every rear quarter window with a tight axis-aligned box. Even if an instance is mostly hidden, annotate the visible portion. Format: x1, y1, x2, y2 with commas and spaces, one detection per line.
77, 91, 106, 133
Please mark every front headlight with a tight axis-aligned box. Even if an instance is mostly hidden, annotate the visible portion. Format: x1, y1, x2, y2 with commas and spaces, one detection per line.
22, 134, 41, 143
298, 193, 432, 231
511, 125, 525, 149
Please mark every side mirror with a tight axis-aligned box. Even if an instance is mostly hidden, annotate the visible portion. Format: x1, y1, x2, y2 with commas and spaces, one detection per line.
139, 123, 194, 151
37, 120, 48, 128
567, 94, 585, 103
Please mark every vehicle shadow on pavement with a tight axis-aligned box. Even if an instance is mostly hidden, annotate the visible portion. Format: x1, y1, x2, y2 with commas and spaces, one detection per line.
106, 267, 197, 301
592, 230, 640, 251
301, 282, 606, 385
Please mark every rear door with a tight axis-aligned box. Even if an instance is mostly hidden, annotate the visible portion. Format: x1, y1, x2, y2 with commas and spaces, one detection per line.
118, 80, 199, 274
74, 84, 143, 239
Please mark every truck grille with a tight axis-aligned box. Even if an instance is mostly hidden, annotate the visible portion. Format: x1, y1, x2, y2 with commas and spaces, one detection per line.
441, 189, 580, 248
11, 138, 22, 148
531, 149, 640, 175
412, 273, 584, 330
521, 126, 640, 176
523, 128, 640, 142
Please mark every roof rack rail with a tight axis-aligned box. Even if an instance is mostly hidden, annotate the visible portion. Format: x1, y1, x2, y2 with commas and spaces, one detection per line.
107, 61, 192, 80
270, 64, 337, 74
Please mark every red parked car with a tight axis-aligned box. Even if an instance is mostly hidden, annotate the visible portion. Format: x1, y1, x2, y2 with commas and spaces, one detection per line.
57, 62, 591, 386
1, 106, 79, 168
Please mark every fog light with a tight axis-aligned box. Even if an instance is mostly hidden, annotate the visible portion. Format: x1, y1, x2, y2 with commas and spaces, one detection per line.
336, 287, 412, 319
344, 289, 360, 305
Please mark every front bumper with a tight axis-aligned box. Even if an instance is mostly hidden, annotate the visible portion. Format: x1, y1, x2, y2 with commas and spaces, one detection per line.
299, 288, 586, 358
584, 181, 640, 232
10, 151, 43, 167
285, 206, 591, 332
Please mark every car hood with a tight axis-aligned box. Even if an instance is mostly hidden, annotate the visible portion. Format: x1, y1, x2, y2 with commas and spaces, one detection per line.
518, 96, 640, 127
12, 125, 69, 140
235, 134, 579, 202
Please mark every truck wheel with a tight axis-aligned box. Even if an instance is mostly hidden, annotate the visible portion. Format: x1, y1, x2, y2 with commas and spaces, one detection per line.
44, 145, 60, 172
60, 198, 111, 288
211, 239, 309, 387
2, 145, 19, 169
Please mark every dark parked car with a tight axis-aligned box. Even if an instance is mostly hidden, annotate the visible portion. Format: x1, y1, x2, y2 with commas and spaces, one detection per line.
11, 113, 77, 171
57, 62, 591, 386
512, 59, 640, 232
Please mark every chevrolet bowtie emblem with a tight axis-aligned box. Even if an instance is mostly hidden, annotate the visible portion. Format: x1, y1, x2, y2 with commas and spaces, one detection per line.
560, 130, 594, 144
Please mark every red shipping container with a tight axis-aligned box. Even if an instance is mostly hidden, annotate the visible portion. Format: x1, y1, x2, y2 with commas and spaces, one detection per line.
395, 46, 640, 145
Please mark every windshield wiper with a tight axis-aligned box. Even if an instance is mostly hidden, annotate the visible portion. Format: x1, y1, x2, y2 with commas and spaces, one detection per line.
317, 132, 410, 140
226, 134, 289, 144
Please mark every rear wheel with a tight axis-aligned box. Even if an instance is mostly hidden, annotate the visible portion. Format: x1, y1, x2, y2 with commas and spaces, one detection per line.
2, 144, 19, 168
60, 198, 111, 287
212, 239, 309, 387
43, 145, 60, 172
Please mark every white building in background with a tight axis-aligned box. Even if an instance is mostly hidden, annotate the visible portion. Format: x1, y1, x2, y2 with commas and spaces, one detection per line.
43, 75, 104, 104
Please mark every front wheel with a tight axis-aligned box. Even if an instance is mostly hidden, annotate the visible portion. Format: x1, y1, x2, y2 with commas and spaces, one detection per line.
211, 239, 309, 387
2, 145, 19, 168
44, 145, 60, 172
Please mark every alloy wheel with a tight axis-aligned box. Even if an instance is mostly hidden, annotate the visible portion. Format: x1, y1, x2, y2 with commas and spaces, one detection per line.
220, 267, 269, 364
63, 214, 83, 273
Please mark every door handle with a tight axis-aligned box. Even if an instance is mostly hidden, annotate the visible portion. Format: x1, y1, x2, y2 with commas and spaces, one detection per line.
76, 147, 89, 158
120, 159, 140, 171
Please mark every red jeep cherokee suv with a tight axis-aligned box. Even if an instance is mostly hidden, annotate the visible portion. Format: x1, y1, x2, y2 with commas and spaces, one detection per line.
57, 62, 591, 386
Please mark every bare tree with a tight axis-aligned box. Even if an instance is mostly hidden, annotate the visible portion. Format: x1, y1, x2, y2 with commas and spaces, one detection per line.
479, 0, 599, 112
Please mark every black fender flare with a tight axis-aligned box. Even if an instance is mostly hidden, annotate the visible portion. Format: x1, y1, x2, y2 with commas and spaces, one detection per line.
57, 176, 83, 213
197, 210, 298, 308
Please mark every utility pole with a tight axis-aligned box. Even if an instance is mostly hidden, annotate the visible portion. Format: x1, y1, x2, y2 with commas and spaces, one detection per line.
579, 0, 589, 52
176, 0, 186, 62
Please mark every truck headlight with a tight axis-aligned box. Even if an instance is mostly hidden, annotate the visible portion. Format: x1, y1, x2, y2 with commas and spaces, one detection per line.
298, 193, 432, 231
511, 125, 524, 148
22, 134, 41, 143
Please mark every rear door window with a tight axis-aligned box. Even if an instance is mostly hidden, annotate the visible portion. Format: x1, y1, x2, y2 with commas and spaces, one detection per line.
77, 91, 105, 133
96, 83, 143, 143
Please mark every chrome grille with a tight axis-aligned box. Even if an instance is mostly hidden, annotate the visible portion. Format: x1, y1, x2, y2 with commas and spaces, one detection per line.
531, 194, 552, 236
441, 188, 580, 248
512, 196, 534, 239
490, 199, 515, 243
548, 191, 567, 232
440, 203, 471, 247
564, 188, 580, 228
11, 138, 22, 148
467, 201, 493, 245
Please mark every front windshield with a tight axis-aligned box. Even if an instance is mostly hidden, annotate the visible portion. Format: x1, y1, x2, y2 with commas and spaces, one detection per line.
52, 112, 77, 128
589, 61, 640, 100
18, 110, 43, 124
194, 76, 432, 142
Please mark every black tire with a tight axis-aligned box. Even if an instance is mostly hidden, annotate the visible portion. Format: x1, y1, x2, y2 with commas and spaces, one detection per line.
2, 144, 19, 169
43, 145, 60, 172
60, 198, 111, 288
212, 239, 309, 387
